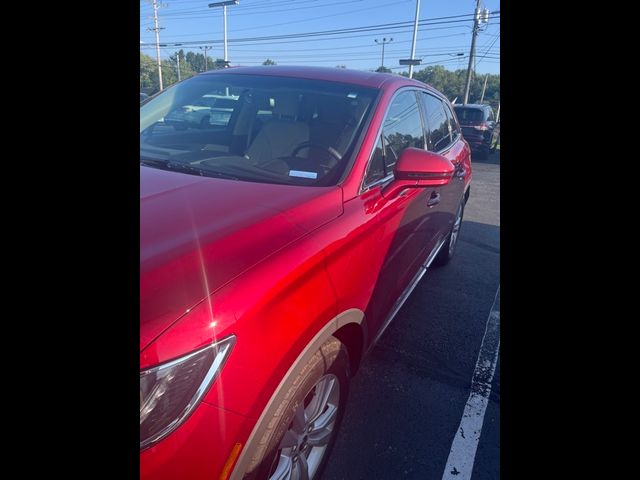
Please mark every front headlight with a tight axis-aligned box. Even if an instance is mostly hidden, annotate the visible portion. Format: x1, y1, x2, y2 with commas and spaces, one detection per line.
140, 335, 236, 449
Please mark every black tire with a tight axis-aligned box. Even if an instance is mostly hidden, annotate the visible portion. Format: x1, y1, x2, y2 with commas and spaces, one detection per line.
244, 336, 350, 480
433, 201, 464, 267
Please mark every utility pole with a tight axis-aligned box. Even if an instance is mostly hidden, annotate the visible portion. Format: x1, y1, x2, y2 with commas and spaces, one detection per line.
463, 0, 481, 104
199, 46, 212, 71
480, 73, 488, 103
176, 51, 181, 82
223, 5, 229, 63
408, 0, 421, 79
209, 1, 239, 67
374, 38, 393, 69
149, 0, 165, 91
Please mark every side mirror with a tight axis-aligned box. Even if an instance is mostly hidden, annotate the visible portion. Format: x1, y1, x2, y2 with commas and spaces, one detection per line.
382, 148, 455, 198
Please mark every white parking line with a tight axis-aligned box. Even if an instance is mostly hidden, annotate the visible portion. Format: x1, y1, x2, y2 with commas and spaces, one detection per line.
442, 286, 500, 480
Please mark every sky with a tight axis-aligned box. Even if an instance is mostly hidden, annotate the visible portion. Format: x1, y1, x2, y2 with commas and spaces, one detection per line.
139, 0, 500, 75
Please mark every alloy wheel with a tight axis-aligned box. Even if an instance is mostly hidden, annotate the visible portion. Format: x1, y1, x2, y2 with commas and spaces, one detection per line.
269, 374, 340, 480
449, 204, 463, 257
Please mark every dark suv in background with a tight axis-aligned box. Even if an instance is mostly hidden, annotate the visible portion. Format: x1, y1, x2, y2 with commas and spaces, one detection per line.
453, 104, 499, 159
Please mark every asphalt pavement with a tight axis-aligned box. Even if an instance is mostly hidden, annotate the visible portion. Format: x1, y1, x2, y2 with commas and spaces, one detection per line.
323, 152, 500, 480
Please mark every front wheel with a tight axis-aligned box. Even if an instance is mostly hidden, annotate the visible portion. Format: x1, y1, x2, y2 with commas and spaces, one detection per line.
433, 201, 464, 267
244, 337, 350, 480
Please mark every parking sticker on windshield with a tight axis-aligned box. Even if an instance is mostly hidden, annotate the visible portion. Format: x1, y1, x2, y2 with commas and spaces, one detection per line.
289, 170, 318, 179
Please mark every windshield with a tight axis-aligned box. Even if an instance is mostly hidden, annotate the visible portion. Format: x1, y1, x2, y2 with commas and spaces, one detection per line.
453, 107, 485, 123
140, 73, 378, 186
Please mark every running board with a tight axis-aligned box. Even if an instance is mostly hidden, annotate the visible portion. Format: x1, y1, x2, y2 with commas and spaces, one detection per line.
367, 234, 447, 351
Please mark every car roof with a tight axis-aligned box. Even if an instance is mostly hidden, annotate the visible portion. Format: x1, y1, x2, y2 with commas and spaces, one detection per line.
199, 65, 442, 94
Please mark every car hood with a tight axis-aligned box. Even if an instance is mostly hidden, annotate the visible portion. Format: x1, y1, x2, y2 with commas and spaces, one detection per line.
140, 166, 343, 352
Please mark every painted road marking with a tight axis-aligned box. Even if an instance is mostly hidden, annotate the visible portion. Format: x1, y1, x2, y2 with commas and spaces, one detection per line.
442, 286, 500, 480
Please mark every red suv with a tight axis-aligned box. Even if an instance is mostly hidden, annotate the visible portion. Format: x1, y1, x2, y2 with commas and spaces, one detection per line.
140, 66, 472, 480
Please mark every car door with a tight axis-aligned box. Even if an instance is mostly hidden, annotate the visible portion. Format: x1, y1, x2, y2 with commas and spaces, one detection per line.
356, 89, 440, 336
418, 91, 465, 247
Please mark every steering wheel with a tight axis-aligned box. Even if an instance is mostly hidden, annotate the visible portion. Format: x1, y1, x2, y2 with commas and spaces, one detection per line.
290, 141, 342, 163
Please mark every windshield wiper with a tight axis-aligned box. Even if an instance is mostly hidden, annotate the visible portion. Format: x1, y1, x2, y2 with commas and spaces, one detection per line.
140, 157, 239, 181
140, 156, 169, 167
195, 168, 240, 181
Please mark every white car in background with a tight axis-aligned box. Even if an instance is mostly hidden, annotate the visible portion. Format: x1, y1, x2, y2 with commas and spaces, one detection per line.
207, 95, 239, 126
165, 94, 239, 129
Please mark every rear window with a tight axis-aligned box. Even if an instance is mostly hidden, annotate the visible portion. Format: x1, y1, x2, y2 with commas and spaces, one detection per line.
421, 92, 451, 152
453, 107, 484, 123
444, 103, 460, 138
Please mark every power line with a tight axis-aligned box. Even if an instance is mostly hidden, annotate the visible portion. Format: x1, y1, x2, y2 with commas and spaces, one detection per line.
141, 31, 472, 51
139, 14, 499, 47
192, 42, 484, 53
159, 0, 367, 18
141, 10, 498, 39
475, 33, 500, 66
151, 0, 329, 15
212, 0, 409, 34
162, 44, 497, 55
156, 22, 472, 41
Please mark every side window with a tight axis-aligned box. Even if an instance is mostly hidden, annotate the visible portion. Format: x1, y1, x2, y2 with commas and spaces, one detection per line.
364, 136, 386, 184
444, 102, 460, 140
421, 92, 451, 152
382, 91, 425, 172
363, 90, 425, 187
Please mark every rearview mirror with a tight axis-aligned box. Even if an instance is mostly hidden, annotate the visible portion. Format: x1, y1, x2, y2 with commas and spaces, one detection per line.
382, 148, 455, 198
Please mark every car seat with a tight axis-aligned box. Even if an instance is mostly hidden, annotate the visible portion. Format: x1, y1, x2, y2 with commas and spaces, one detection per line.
244, 93, 310, 167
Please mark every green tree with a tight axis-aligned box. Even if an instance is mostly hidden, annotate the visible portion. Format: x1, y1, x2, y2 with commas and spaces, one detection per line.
336, 65, 347, 69
167, 50, 198, 83
375, 66, 392, 73
262, 59, 277, 65
411, 66, 500, 110
140, 52, 177, 93
140, 51, 233, 93
140, 52, 158, 92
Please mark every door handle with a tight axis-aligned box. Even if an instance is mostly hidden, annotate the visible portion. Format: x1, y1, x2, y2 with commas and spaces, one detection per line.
427, 191, 441, 207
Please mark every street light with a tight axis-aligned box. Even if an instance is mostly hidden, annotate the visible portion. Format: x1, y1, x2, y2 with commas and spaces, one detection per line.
374, 38, 393, 69
408, 0, 421, 79
208, 0, 239, 67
